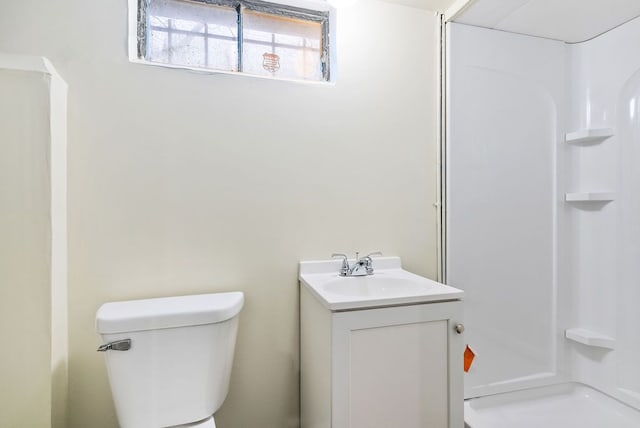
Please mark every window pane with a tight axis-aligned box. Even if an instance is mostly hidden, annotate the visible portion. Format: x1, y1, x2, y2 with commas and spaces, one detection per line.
207, 37, 239, 72
147, 0, 238, 71
150, 15, 169, 29
149, 29, 170, 63
171, 33, 206, 68
242, 9, 323, 81
172, 18, 205, 33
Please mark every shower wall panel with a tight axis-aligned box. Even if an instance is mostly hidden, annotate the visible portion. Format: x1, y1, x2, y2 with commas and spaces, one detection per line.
565, 15, 640, 410
446, 23, 567, 398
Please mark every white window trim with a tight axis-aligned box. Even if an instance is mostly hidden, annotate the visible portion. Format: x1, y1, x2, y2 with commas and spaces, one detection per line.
127, 0, 338, 84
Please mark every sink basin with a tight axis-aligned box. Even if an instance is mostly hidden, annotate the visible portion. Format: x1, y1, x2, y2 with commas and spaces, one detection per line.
323, 275, 436, 298
299, 256, 463, 311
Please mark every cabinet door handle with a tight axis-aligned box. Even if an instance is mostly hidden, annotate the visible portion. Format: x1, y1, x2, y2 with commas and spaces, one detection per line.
454, 324, 465, 334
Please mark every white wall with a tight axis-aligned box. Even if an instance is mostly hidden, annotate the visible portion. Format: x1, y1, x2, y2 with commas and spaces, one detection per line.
0, 67, 52, 428
0, 1, 440, 427
0, 57, 68, 428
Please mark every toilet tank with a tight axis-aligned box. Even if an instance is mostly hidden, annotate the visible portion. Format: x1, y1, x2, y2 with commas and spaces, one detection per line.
96, 292, 244, 428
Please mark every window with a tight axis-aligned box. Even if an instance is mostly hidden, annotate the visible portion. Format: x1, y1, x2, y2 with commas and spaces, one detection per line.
135, 0, 332, 82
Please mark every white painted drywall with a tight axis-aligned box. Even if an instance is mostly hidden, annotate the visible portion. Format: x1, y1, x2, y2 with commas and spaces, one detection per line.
0, 69, 52, 427
0, 1, 440, 427
0, 54, 69, 428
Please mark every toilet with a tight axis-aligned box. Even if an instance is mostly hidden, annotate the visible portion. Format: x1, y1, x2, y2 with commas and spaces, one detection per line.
96, 292, 244, 428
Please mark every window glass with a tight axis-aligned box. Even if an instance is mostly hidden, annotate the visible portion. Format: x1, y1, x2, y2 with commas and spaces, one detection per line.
140, 0, 330, 81
171, 33, 206, 68
242, 9, 323, 81
149, 23, 170, 64
148, 0, 238, 71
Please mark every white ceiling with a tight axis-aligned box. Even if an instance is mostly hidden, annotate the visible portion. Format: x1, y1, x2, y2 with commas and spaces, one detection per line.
382, 0, 457, 12
453, 0, 640, 43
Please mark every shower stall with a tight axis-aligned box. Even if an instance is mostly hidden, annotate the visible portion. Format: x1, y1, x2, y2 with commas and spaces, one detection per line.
444, 3, 640, 427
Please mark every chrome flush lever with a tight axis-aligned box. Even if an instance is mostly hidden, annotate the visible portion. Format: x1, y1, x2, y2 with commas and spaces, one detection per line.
97, 339, 132, 352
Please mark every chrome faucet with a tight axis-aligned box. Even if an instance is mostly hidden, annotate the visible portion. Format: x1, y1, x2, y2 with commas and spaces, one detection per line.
331, 252, 382, 277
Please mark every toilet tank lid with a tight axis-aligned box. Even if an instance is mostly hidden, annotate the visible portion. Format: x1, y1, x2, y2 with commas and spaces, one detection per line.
96, 292, 244, 334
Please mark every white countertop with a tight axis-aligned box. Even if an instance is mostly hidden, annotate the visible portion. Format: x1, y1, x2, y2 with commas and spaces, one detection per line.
299, 257, 464, 311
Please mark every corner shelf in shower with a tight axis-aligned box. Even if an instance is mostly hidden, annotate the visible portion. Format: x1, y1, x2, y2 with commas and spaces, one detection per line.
565, 128, 614, 144
565, 192, 615, 202
565, 328, 615, 349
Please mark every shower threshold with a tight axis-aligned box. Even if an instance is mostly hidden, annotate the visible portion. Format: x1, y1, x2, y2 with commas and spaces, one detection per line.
464, 383, 640, 428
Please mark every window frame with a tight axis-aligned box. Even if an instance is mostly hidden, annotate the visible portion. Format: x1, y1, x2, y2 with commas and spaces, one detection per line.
135, 0, 332, 82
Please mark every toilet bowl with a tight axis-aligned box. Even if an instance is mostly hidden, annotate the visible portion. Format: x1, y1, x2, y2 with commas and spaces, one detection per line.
96, 292, 244, 428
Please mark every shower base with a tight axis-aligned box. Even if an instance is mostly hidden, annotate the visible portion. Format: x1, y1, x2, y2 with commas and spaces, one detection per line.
464, 383, 640, 428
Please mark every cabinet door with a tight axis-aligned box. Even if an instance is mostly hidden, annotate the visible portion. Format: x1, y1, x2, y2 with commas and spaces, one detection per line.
332, 301, 463, 428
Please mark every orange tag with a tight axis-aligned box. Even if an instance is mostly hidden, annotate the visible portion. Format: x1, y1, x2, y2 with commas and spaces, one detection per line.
464, 345, 475, 372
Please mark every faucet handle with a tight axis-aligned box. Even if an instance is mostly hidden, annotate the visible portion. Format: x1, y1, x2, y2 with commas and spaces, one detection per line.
331, 253, 350, 276
364, 252, 382, 275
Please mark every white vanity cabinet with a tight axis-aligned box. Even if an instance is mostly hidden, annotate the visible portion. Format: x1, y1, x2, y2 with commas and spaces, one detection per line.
299, 257, 464, 428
